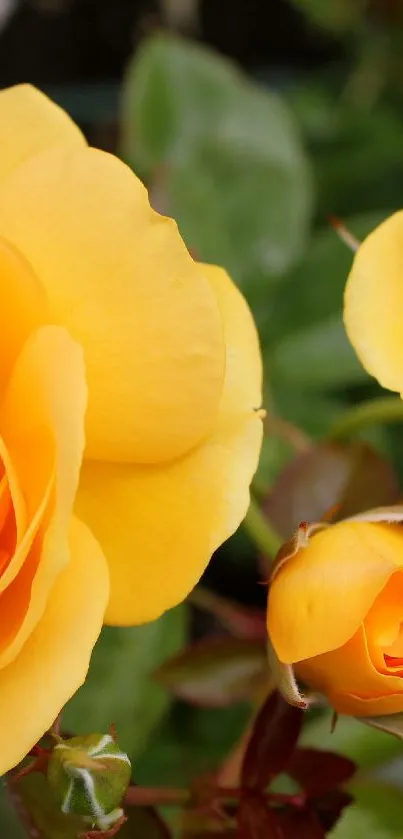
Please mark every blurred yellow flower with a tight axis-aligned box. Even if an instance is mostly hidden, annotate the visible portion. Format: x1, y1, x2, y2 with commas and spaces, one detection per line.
268, 517, 403, 716
0, 84, 263, 772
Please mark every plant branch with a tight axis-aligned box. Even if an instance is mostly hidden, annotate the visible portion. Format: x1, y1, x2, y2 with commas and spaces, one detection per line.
328, 396, 403, 441
243, 498, 282, 558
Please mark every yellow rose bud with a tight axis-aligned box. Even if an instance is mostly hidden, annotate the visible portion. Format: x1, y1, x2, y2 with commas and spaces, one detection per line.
267, 518, 403, 716
0, 84, 263, 775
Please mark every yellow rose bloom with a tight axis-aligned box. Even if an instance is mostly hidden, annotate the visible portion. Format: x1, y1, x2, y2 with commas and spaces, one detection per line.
0, 84, 263, 772
268, 518, 403, 716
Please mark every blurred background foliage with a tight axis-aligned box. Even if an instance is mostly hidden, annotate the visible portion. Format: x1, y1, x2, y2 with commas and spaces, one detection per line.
3, 1, 403, 837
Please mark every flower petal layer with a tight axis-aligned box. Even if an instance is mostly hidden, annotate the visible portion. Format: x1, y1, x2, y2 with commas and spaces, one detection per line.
76, 266, 263, 624
296, 626, 403, 702
0, 146, 225, 464
0, 325, 87, 666
328, 691, 403, 716
0, 517, 108, 776
0, 236, 46, 392
268, 522, 403, 663
344, 212, 403, 393
200, 263, 262, 414
0, 84, 85, 182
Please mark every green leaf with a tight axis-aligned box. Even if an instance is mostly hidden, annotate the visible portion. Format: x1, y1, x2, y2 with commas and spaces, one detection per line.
352, 784, 403, 835
135, 703, 250, 787
8, 774, 172, 839
8, 774, 85, 839
121, 804, 171, 839
263, 212, 388, 386
266, 211, 387, 347
290, 0, 364, 32
63, 606, 186, 762
271, 314, 369, 388
155, 637, 268, 707
121, 34, 312, 282
301, 712, 403, 769
0, 781, 27, 838
329, 804, 396, 839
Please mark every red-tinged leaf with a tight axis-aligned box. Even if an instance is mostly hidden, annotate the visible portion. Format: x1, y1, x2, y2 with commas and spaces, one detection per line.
191, 589, 267, 641
261, 442, 398, 574
154, 637, 269, 707
277, 808, 325, 839
311, 790, 353, 832
241, 691, 303, 790
238, 794, 282, 839
288, 748, 356, 797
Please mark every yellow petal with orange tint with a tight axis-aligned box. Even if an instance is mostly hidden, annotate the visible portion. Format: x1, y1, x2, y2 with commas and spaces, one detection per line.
329, 691, 403, 716
296, 626, 403, 700
364, 571, 403, 673
0, 325, 87, 666
344, 212, 403, 393
268, 522, 403, 663
0, 236, 46, 392
0, 517, 108, 776
0, 146, 225, 464
0, 84, 85, 182
76, 268, 263, 624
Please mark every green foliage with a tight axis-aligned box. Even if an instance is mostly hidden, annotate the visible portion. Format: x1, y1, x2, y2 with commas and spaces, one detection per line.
63, 607, 187, 762
121, 35, 313, 284
289, 0, 365, 31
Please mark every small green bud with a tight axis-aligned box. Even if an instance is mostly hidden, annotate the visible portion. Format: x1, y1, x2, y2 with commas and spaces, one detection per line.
47, 733, 131, 830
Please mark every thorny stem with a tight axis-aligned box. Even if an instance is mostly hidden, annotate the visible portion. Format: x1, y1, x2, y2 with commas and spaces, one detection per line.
243, 497, 282, 559
328, 396, 403, 441
125, 784, 304, 810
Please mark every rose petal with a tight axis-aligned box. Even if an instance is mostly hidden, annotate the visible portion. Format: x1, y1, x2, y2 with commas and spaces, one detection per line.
0, 84, 85, 182
0, 326, 87, 666
296, 626, 403, 701
0, 146, 225, 464
268, 522, 403, 663
76, 267, 263, 624
0, 517, 108, 775
0, 236, 46, 392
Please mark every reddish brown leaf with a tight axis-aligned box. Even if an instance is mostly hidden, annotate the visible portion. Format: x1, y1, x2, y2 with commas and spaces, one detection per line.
277, 808, 325, 839
238, 794, 282, 839
154, 637, 268, 707
261, 441, 398, 574
288, 748, 355, 797
312, 790, 353, 832
241, 691, 303, 790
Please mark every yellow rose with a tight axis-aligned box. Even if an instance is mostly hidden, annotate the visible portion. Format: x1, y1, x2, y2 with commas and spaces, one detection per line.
268, 518, 403, 716
0, 84, 263, 772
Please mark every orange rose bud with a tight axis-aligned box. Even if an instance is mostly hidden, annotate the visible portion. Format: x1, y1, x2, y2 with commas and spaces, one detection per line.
267, 512, 403, 716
